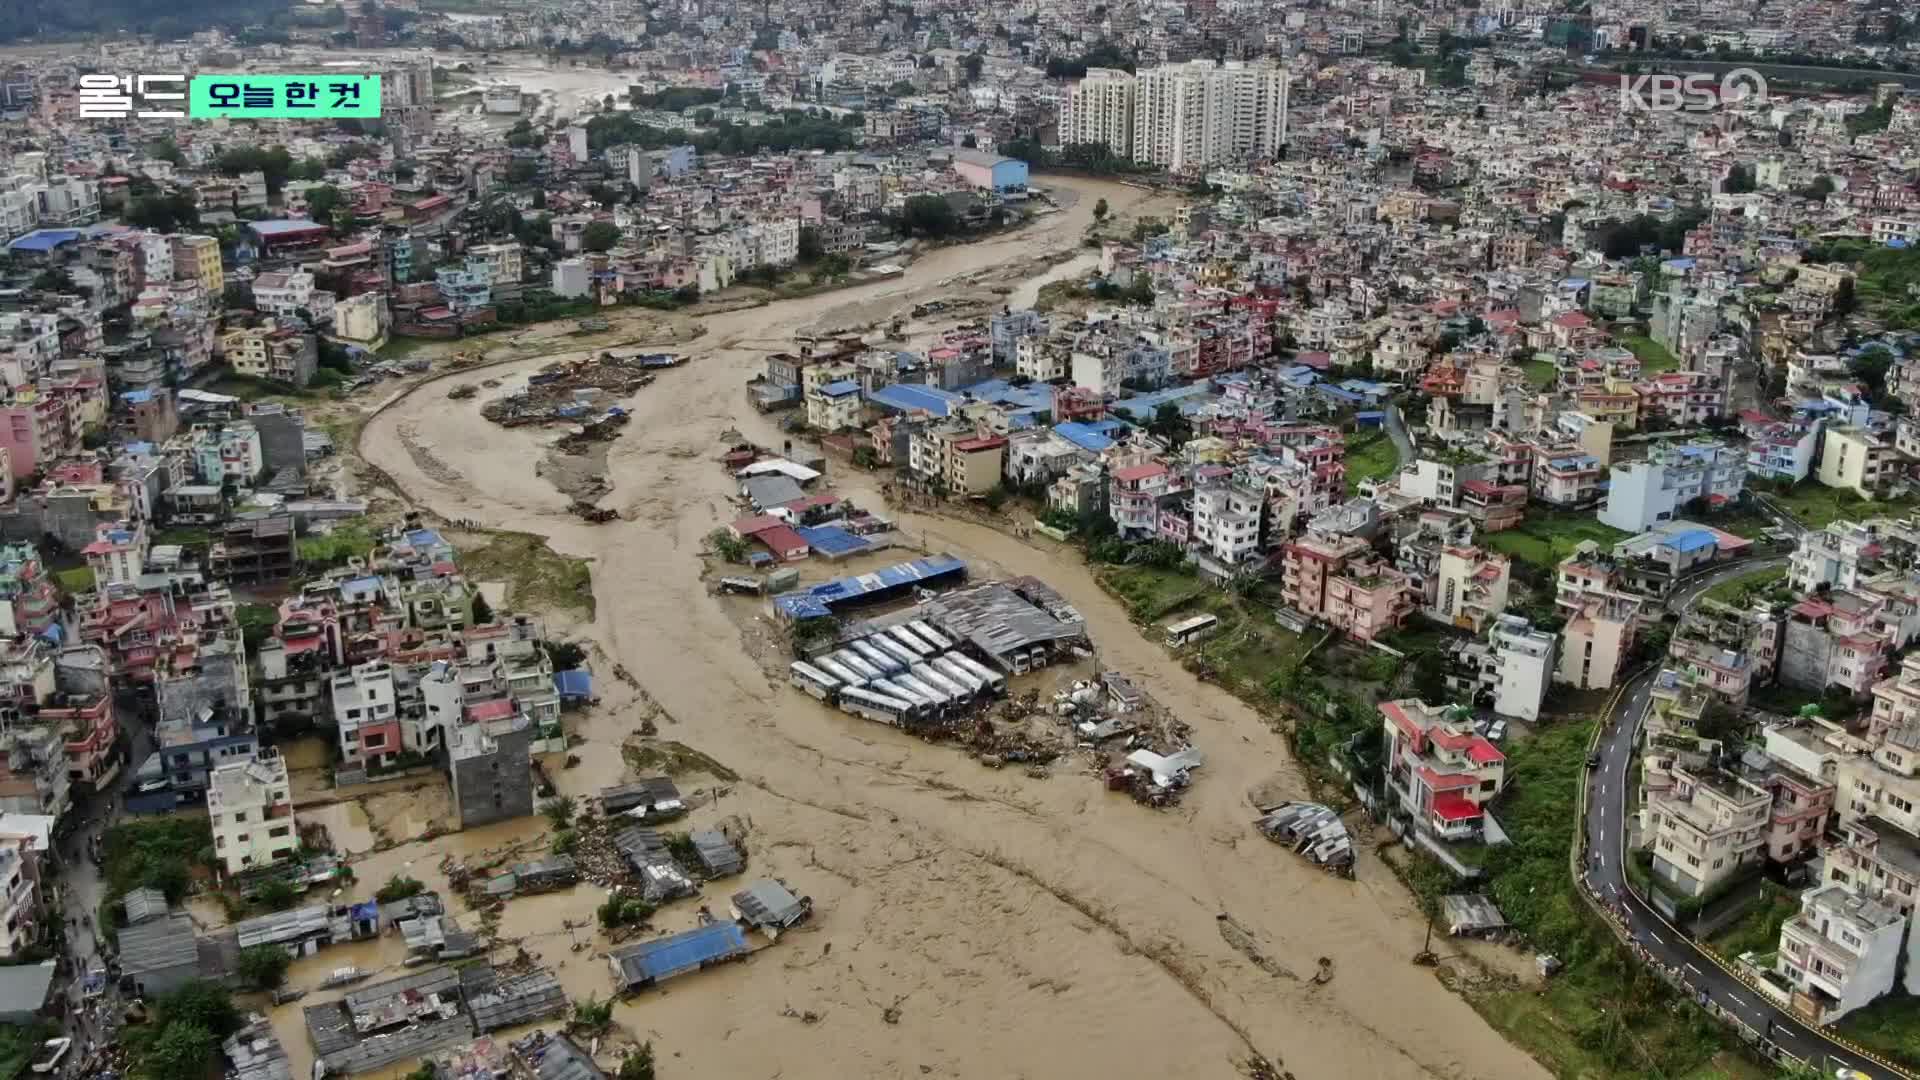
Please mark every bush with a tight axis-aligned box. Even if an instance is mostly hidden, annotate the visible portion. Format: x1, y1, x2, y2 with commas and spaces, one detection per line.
551, 828, 578, 856
236, 945, 291, 989
375, 875, 426, 903
253, 878, 300, 911
706, 528, 748, 562
542, 795, 577, 829
597, 893, 655, 929
617, 1044, 656, 1080
570, 996, 614, 1033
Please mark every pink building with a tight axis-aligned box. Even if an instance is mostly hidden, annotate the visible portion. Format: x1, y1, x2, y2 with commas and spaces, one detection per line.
1381, 699, 1508, 840
0, 393, 70, 479
1109, 462, 1174, 538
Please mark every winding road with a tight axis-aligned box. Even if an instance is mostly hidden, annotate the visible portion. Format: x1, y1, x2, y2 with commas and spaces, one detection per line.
1581, 556, 1910, 1080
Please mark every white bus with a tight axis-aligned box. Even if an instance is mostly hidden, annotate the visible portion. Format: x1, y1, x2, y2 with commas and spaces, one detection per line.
910, 619, 954, 651
788, 661, 841, 701
885, 626, 934, 657
828, 650, 882, 682
815, 657, 866, 689
873, 678, 935, 710
893, 673, 952, 709
839, 686, 917, 726
947, 652, 1007, 695
1165, 614, 1220, 647
869, 636, 922, 669
931, 656, 985, 695
912, 663, 970, 701
851, 640, 905, 674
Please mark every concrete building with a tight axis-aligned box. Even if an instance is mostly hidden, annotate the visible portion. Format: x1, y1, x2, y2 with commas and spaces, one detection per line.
949, 149, 1029, 193
1774, 884, 1905, 1023
1131, 60, 1289, 173
552, 259, 589, 299
1060, 68, 1137, 157
1453, 614, 1556, 722
448, 714, 534, 829
222, 323, 318, 387
805, 378, 862, 432
170, 235, 223, 296
207, 751, 296, 877
1190, 481, 1263, 571
1599, 439, 1746, 533
1380, 698, 1507, 842
1428, 543, 1512, 634
332, 661, 399, 768
1557, 592, 1639, 689
1818, 425, 1897, 498
1642, 765, 1770, 899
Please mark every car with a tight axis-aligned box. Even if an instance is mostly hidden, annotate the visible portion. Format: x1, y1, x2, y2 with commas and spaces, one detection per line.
1835, 1068, 1870, 1080
1587, 754, 1602, 769
135, 776, 169, 794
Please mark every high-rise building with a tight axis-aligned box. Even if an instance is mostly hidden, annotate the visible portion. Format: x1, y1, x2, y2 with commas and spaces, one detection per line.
1059, 67, 1137, 157
1132, 60, 1289, 173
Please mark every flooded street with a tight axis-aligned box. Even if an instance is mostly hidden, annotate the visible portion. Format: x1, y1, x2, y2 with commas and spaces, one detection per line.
354, 176, 1549, 1080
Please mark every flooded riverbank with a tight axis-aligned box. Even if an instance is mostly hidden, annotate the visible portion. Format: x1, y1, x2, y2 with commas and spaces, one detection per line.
355, 175, 1550, 1080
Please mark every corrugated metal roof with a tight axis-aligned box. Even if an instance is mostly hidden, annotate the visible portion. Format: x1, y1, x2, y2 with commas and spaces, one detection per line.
119, 911, 198, 976
691, 830, 744, 877
609, 923, 748, 987
530, 1035, 606, 1080
0, 962, 54, 1018
464, 967, 567, 1032
122, 887, 168, 924
235, 904, 331, 948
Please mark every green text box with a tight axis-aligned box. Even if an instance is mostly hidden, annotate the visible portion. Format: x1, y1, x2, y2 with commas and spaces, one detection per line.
189, 74, 382, 119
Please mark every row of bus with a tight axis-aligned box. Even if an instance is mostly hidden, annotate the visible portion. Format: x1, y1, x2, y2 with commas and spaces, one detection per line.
789, 623, 1006, 726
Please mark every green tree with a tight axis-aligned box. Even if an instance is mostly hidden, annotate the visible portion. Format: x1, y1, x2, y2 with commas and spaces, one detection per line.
582, 221, 623, 252
617, 1044, 656, 1080
141, 1021, 215, 1080
797, 226, 824, 262
897, 194, 957, 237
505, 159, 538, 184
471, 590, 495, 624
1092, 198, 1109, 223
156, 981, 242, 1037
706, 528, 748, 562
237, 945, 292, 989
375, 875, 426, 903
542, 795, 577, 829
254, 877, 300, 911
305, 184, 343, 226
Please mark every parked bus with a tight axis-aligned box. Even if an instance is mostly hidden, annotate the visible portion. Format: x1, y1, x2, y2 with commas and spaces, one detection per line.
1164, 614, 1220, 647
815, 657, 866, 689
788, 662, 841, 701
839, 686, 916, 726
892, 673, 952, 709
851, 640, 905, 674
947, 652, 1007, 694
885, 626, 933, 658
909, 619, 954, 651
912, 663, 969, 701
828, 651, 881, 683
869, 636, 921, 669
930, 656, 985, 695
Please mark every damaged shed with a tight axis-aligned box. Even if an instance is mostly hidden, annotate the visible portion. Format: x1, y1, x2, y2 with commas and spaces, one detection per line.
1253, 801, 1354, 874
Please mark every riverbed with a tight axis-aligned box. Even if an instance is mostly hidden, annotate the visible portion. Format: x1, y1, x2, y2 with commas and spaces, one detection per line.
351, 174, 1551, 1080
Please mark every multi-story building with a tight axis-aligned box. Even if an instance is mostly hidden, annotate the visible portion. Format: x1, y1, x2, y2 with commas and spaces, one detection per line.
250, 269, 335, 324
221, 323, 318, 387
1450, 614, 1556, 722
1380, 698, 1507, 842
207, 751, 297, 877
332, 661, 400, 768
1131, 60, 1289, 173
1642, 765, 1770, 898
1818, 425, 1898, 498
169, 235, 223, 297
1060, 67, 1138, 156
1774, 884, 1906, 1023
1427, 543, 1512, 634
0, 834, 39, 960
1780, 591, 1894, 697
1599, 439, 1746, 533
0, 389, 71, 478
81, 520, 145, 589
1189, 481, 1263, 574
1790, 519, 1913, 595
1558, 592, 1640, 689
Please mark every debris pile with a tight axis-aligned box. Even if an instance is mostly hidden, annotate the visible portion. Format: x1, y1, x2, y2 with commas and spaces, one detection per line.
1253, 801, 1356, 876
1054, 673, 1201, 807
482, 351, 678, 426
447, 384, 477, 400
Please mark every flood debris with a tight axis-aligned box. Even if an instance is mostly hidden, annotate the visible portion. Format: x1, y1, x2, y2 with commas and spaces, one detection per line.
482, 351, 677, 427
1441, 894, 1510, 939
1253, 801, 1356, 877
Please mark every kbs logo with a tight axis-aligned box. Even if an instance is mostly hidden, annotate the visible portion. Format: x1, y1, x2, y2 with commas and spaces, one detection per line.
1618, 68, 1768, 113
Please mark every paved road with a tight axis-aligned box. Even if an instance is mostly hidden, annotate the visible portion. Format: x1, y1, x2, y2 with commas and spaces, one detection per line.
1581, 556, 1903, 1079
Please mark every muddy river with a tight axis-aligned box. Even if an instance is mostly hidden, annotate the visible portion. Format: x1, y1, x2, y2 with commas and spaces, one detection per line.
347, 176, 1550, 1080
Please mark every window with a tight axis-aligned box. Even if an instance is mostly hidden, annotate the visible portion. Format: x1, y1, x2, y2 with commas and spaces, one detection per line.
233, 811, 247, 823
268, 826, 290, 838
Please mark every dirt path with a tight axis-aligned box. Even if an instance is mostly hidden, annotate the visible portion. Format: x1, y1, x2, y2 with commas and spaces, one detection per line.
354, 175, 1551, 1080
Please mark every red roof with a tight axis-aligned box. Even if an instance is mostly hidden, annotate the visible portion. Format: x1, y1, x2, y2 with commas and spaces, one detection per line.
466, 698, 515, 722
1112, 462, 1170, 483
732, 514, 782, 536
952, 435, 1007, 453
1431, 792, 1483, 822
410, 194, 451, 213
1417, 766, 1479, 791
1551, 311, 1593, 329
1467, 738, 1506, 765
755, 524, 810, 558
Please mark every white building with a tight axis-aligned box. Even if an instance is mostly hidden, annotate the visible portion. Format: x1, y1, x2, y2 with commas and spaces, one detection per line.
1191, 482, 1263, 568
467, 242, 524, 286
1599, 439, 1746, 533
567, 125, 589, 163
1060, 67, 1138, 156
1485, 614, 1555, 722
747, 218, 800, 267
207, 752, 297, 876
250, 269, 336, 324
332, 292, 388, 345
332, 661, 398, 767
1642, 766, 1770, 898
552, 259, 590, 299
1774, 884, 1905, 1023
1132, 60, 1289, 173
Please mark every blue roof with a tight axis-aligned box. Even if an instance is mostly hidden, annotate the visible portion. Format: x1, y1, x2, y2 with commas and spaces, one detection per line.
772, 555, 966, 619
249, 218, 327, 235
7, 229, 82, 253
1108, 382, 1212, 421
121, 390, 154, 404
1355, 410, 1386, 421
818, 379, 861, 398
959, 378, 1051, 410
1054, 422, 1114, 452
868, 383, 963, 417
619, 923, 749, 983
554, 670, 593, 698
1667, 529, 1718, 553
405, 529, 446, 550
1663, 257, 1697, 269
1318, 386, 1363, 403
793, 525, 871, 557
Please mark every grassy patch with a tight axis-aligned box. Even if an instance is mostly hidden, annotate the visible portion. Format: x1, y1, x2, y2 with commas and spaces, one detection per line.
1835, 992, 1920, 1073
1621, 334, 1679, 374
54, 566, 95, 593
1761, 482, 1920, 531
1522, 358, 1558, 388
1485, 509, 1632, 571
456, 531, 596, 618
1344, 431, 1401, 494
1701, 567, 1788, 606
1704, 882, 1796, 961
0, 1022, 57, 1080
621, 739, 739, 781
1098, 564, 1207, 622
1033, 280, 1092, 313
152, 526, 210, 547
